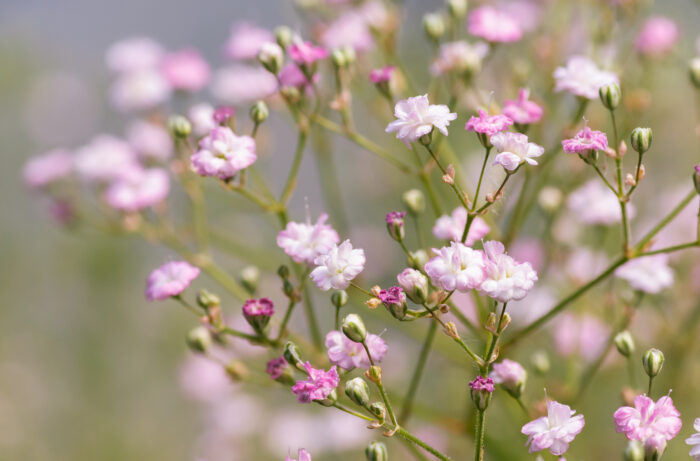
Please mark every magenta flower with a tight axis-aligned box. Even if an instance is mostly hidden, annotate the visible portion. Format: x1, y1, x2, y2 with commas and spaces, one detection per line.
242, 297, 274, 317
432, 207, 490, 244
424, 241, 486, 292
385, 211, 406, 225
467, 6, 522, 43
105, 168, 170, 212
145, 261, 200, 301
23, 149, 73, 189
490, 132, 544, 171
266, 357, 289, 380
479, 240, 537, 302
503, 88, 543, 125
224, 22, 274, 60
190, 126, 257, 180
289, 41, 328, 65
277, 213, 340, 265
286, 449, 312, 461
614, 395, 682, 445
636, 17, 679, 57
378, 286, 406, 306
469, 376, 495, 392
562, 126, 608, 154
464, 109, 513, 136
291, 362, 339, 403
369, 66, 395, 84
160, 48, 211, 92
386, 94, 457, 146
325, 330, 387, 370
310, 240, 366, 291
522, 400, 585, 455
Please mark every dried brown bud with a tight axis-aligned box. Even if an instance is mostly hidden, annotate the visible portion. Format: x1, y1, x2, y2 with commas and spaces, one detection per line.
625, 174, 636, 187
371, 285, 382, 297
438, 303, 449, 314
365, 297, 382, 309
444, 321, 459, 339
638, 164, 646, 180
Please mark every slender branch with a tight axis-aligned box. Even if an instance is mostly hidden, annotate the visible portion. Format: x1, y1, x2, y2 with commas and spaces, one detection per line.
280, 127, 309, 206
400, 320, 438, 422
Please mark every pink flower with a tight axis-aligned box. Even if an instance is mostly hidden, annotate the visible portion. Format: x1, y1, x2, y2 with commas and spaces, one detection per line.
491, 132, 544, 171
397, 268, 429, 303
553, 313, 610, 363
567, 179, 633, 226
614, 395, 682, 445
289, 41, 329, 65
321, 11, 374, 52
224, 23, 274, 60
490, 359, 527, 395
145, 261, 200, 301
467, 6, 522, 43
286, 449, 312, 461
266, 357, 289, 380
378, 285, 406, 307
615, 254, 674, 294
106, 36, 164, 73
242, 297, 275, 317
291, 362, 339, 403
464, 109, 513, 136
424, 241, 486, 292
430, 40, 489, 76
278, 63, 318, 89
636, 17, 679, 57
685, 418, 700, 460
432, 207, 490, 244
503, 88, 543, 125
74, 135, 140, 183
126, 120, 173, 161
105, 168, 170, 212
522, 400, 585, 455
190, 126, 256, 179
386, 95, 457, 146
23, 149, 73, 189
213, 106, 235, 124
109, 69, 171, 112
160, 48, 211, 92
553, 56, 618, 100
479, 240, 538, 302
469, 376, 495, 392
310, 240, 366, 290
369, 66, 395, 84
562, 126, 608, 154
277, 213, 340, 265
188, 103, 216, 137
325, 330, 387, 370
210, 65, 277, 104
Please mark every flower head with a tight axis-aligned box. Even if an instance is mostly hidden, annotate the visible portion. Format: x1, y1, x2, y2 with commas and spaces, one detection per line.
109, 69, 171, 112
567, 179, 634, 225
554, 56, 618, 99
685, 418, 700, 460
106, 36, 164, 73
224, 23, 274, 60
310, 240, 366, 290
615, 254, 674, 294
23, 149, 73, 189
636, 17, 679, 57
503, 88, 543, 125
145, 261, 200, 301
126, 120, 173, 161
321, 10, 374, 52
464, 109, 513, 136
490, 359, 527, 396
265, 357, 289, 380
521, 400, 585, 455
554, 313, 610, 364
277, 213, 340, 265
479, 240, 537, 302
325, 330, 387, 370
397, 268, 429, 304
369, 66, 395, 84
424, 241, 486, 292
430, 40, 489, 76
562, 126, 608, 154
490, 132, 544, 171
291, 362, 339, 403
74, 135, 140, 183
105, 168, 170, 212
614, 395, 682, 445
432, 207, 490, 244
467, 6, 522, 43
286, 449, 312, 461
211, 65, 277, 104
289, 41, 328, 65
160, 48, 211, 92
190, 126, 257, 180
469, 376, 495, 392
188, 103, 216, 137
242, 297, 274, 317
385, 95, 457, 146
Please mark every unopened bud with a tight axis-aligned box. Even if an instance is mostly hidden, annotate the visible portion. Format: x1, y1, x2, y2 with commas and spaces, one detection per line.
642, 348, 664, 378
402, 189, 425, 215
397, 268, 429, 304
423, 12, 446, 41
283, 279, 296, 299
365, 297, 382, 309
447, 0, 468, 19
249, 101, 269, 125
366, 365, 382, 384
693, 164, 700, 194
283, 341, 304, 370
225, 360, 249, 381
619, 140, 628, 156
469, 376, 494, 411
258, 42, 284, 74
442, 164, 455, 185
371, 286, 382, 297
630, 127, 653, 155
266, 357, 293, 384
168, 115, 192, 138
690, 58, 700, 89
275, 26, 294, 49
331, 290, 348, 308
186, 326, 212, 353
280, 85, 300, 103
331, 48, 347, 69
409, 249, 429, 269
240, 265, 260, 293
316, 389, 338, 407
638, 164, 646, 180
342, 313, 367, 343
385, 211, 406, 242
499, 313, 511, 333
599, 83, 621, 110
538, 186, 563, 212
623, 440, 644, 461
625, 174, 636, 187
197, 289, 220, 309
444, 321, 459, 339
368, 402, 386, 423
365, 441, 389, 461
345, 377, 371, 407
531, 350, 550, 375
242, 298, 274, 335
614, 331, 635, 358
277, 265, 290, 279
644, 435, 667, 461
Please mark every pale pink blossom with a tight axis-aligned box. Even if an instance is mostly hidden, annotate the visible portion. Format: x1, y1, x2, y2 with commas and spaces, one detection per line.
503, 88, 543, 125
106, 37, 164, 73
109, 69, 171, 112
614, 395, 682, 445
289, 41, 328, 65
126, 120, 173, 161
190, 127, 256, 179
553, 56, 618, 99
360, 1, 391, 31
467, 6, 522, 43
509, 239, 545, 273
105, 168, 170, 212
23, 149, 73, 189
490, 359, 527, 394
567, 180, 634, 226
636, 17, 679, 57
562, 126, 608, 154
685, 418, 700, 460
286, 449, 312, 461
386, 95, 457, 146
396, 268, 429, 302
74, 134, 140, 183
310, 240, 365, 290
160, 48, 211, 92
553, 313, 610, 363
145, 260, 200, 301
479, 240, 538, 302
521, 400, 585, 455
278, 63, 318, 89
430, 40, 489, 76
277, 213, 340, 265
432, 207, 490, 244
210, 65, 277, 105
615, 254, 674, 294
321, 11, 373, 52
179, 354, 231, 402
424, 241, 486, 292
291, 362, 339, 403
498, 0, 542, 33
491, 131, 544, 171
188, 103, 217, 137
464, 109, 513, 136
224, 23, 274, 60
325, 330, 387, 370
369, 66, 395, 84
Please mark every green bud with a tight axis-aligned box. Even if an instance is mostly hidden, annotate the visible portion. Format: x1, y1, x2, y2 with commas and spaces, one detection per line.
368, 402, 386, 423
531, 350, 550, 375
331, 49, 347, 69
186, 326, 212, 353
168, 115, 192, 138
315, 389, 338, 407
423, 12, 446, 41
689, 58, 700, 89
446, 0, 468, 19
249, 101, 269, 125
345, 377, 371, 407
283, 279, 296, 299
409, 249, 429, 269
275, 26, 294, 49
630, 127, 653, 155
365, 441, 389, 461
386, 212, 405, 242
642, 348, 664, 378
614, 330, 635, 358
258, 42, 284, 74
342, 313, 367, 343
402, 189, 425, 215
196, 289, 220, 309
280, 85, 301, 103
283, 341, 304, 370
277, 265, 290, 279
331, 290, 349, 308
240, 265, 260, 294
366, 365, 382, 384
623, 440, 644, 461
599, 83, 621, 111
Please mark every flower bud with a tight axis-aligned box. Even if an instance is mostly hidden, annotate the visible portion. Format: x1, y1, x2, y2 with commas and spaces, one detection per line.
644, 435, 666, 461
266, 357, 293, 384
630, 127, 653, 155
690, 58, 700, 89
623, 440, 644, 461
345, 377, 371, 407
331, 290, 349, 308
283, 341, 304, 370
258, 42, 284, 74
423, 13, 446, 41
447, 0, 468, 19
283, 279, 296, 299
342, 313, 368, 343
249, 101, 269, 125
531, 350, 550, 375
365, 441, 389, 461
277, 265, 290, 279
196, 289, 220, 309
242, 298, 274, 335
614, 330, 635, 358
280, 85, 301, 103
331, 48, 347, 69
402, 189, 425, 215
469, 376, 494, 411
225, 360, 249, 381
275, 26, 294, 49
168, 115, 192, 138
490, 359, 526, 398
240, 265, 260, 294
385, 211, 406, 242
693, 164, 700, 195
366, 365, 383, 384
642, 348, 664, 378
599, 83, 621, 110
409, 249, 429, 269
186, 326, 212, 353
316, 389, 338, 407
369, 402, 386, 423
538, 186, 563, 212
396, 268, 429, 304
378, 286, 408, 320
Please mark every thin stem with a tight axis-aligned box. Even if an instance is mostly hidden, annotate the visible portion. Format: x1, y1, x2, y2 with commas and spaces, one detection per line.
350, 282, 374, 297
639, 241, 700, 256
335, 305, 341, 331
472, 146, 492, 209
400, 320, 438, 422
332, 402, 373, 422
275, 298, 298, 342
280, 127, 309, 206
474, 410, 486, 461
648, 376, 654, 397
634, 190, 696, 251
219, 326, 265, 343
591, 164, 617, 194
423, 303, 484, 366
173, 295, 201, 317
395, 427, 453, 461
423, 143, 469, 209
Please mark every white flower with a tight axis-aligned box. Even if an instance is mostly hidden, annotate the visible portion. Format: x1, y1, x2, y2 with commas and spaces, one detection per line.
310, 240, 366, 290
479, 240, 537, 303
553, 55, 618, 99
424, 241, 486, 292
385, 95, 457, 146
686, 418, 700, 460
430, 40, 489, 76
614, 254, 674, 294
109, 69, 171, 112
432, 207, 490, 244
188, 103, 217, 137
490, 132, 544, 171
521, 400, 585, 456
276, 213, 340, 265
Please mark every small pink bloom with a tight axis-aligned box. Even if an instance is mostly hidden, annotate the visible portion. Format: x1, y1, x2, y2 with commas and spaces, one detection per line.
479, 240, 538, 302
464, 109, 513, 136
553, 313, 610, 363
266, 357, 289, 380
74, 135, 140, 183
490, 359, 527, 394
213, 106, 236, 124
467, 6, 522, 43
614, 395, 682, 444
553, 56, 618, 100
615, 254, 674, 294
145, 261, 200, 301
106, 36, 164, 73
562, 126, 608, 154
289, 41, 329, 65
503, 88, 543, 125
321, 11, 374, 52
567, 179, 634, 226
278, 63, 318, 89
242, 297, 274, 317
430, 40, 489, 76
491, 131, 544, 171
522, 400, 585, 455
224, 23, 275, 60
469, 375, 495, 392
325, 330, 387, 370
109, 69, 171, 112
291, 362, 339, 403
424, 241, 486, 292
211, 65, 277, 104
23, 149, 73, 189
286, 448, 312, 461
432, 207, 490, 244
369, 66, 395, 84
378, 286, 406, 308
386, 94, 457, 146
310, 240, 366, 291
126, 120, 173, 161
190, 126, 256, 179
277, 213, 340, 265
636, 17, 679, 57
105, 168, 170, 212
160, 48, 211, 92
188, 103, 217, 137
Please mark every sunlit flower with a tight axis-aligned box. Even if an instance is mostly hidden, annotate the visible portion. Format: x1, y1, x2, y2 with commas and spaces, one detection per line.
145, 261, 200, 301
491, 131, 544, 171
188, 103, 217, 137
522, 400, 585, 455
277, 213, 340, 265
490, 359, 527, 396
310, 240, 366, 290
109, 69, 171, 112
386, 94, 457, 146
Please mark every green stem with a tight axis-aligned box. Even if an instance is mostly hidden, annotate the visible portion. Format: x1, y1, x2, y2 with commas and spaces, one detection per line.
423, 143, 469, 208
634, 190, 696, 251
472, 146, 492, 208
280, 128, 309, 206
648, 376, 654, 397
400, 320, 438, 422
474, 410, 486, 461
275, 298, 298, 342
396, 427, 452, 461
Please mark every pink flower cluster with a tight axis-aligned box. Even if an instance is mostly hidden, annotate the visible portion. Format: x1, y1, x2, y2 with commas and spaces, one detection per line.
291, 362, 339, 403
465, 109, 513, 136
503, 88, 543, 125
277, 213, 340, 265
522, 400, 585, 455
614, 395, 682, 455
554, 56, 618, 100
325, 330, 387, 370
242, 298, 275, 318
145, 261, 200, 301
190, 126, 257, 179
467, 6, 522, 43
432, 207, 490, 244
562, 126, 608, 154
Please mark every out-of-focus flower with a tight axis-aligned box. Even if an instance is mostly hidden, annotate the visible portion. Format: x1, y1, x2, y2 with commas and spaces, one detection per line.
636, 17, 679, 57
615, 254, 674, 294
397, 268, 429, 304
491, 132, 544, 171
291, 362, 339, 403
266, 357, 290, 380
554, 56, 618, 99
503, 88, 543, 125
424, 241, 486, 292
278, 63, 318, 89
467, 6, 522, 43
211, 65, 277, 105
310, 240, 366, 290
160, 48, 211, 92
126, 120, 173, 161
432, 207, 490, 244
369, 66, 395, 84
145, 261, 200, 301
179, 354, 231, 401
23, 149, 73, 189
321, 11, 373, 52
190, 126, 256, 180
74, 134, 139, 183
385, 95, 457, 146
110, 69, 172, 112
286, 449, 312, 461
464, 109, 513, 136
685, 418, 700, 460
553, 313, 610, 363
189, 103, 217, 137
325, 330, 387, 370
479, 240, 537, 302
105, 168, 170, 212
567, 180, 634, 226
277, 213, 340, 265
289, 41, 329, 65
509, 239, 545, 273
490, 359, 527, 396
521, 400, 585, 455
562, 126, 608, 154
224, 23, 274, 60
614, 395, 682, 446
497, 0, 542, 33
430, 40, 489, 76
106, 36, 164, 73
213, 106, 235, 124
